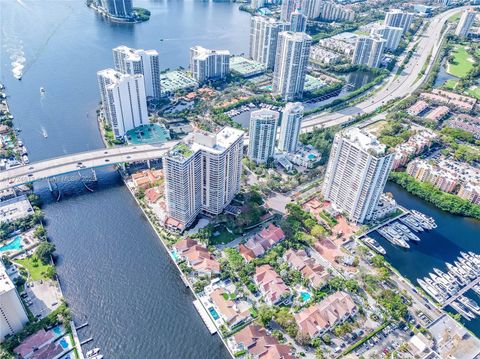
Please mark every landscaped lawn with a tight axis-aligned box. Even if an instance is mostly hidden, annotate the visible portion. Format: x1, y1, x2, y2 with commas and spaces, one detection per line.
447, 45, 474, 78
443, 79, 459, 90
209, 225, 236, 245
448, 12, 461, 22
467, 86, 480, 100
15, 255, 53, 282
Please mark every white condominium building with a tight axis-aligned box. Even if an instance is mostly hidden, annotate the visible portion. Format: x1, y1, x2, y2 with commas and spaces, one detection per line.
248, 109, 279, 164
112, 45, 161, 100
384, 9, 414, 34
301, 0, 322, 19
97, 69, 148, 138
273, 31, 312, 101
352, 36, 385, 68
0, 267, 28, 343
455, 9, 477, 37
190, 46, 230, 83
290, 9, 307, 32
319, 2, 355, 22
163, 127, 244, 229
322, 127, 394, 223
370, 26, 403, 51
281, 0, 297, 22
250, 16, 290, 70
278, 102, 304, 153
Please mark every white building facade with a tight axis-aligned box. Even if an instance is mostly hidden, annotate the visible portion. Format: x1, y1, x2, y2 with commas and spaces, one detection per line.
370, 26, 403, 51
352, 36, 385, 68
384, 9, 414, 33
248, 109, 279, 164
112, 45, 161, 100
322, 128, 394, 223
190, 46, 230, 83
455, 9, 476, 37
97, 69, 148, 138
281, 0, 297, 22
273, 31, 312, 101
163, 127, 244, 229
290, 9, 307, 32
250, 16, 290, 70
0, 268, 28, 342
278, 102, 304, 153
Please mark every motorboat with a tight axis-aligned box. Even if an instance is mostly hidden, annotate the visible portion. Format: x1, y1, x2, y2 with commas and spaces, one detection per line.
40, 87, 45, 94
362, 236, 386, 255
86, 348, 100, 357
458, 295, 480, 315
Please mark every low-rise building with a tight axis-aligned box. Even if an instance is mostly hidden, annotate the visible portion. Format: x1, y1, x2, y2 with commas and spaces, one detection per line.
371, 194, 397, 221
407, 100, 429, 116
446, 114, 480, 139
233, 324, 295, 359
173, 238, 221, 276
424, 105, 449, 122
254, 264, 291, 305
238, 223, 285, 261
310, 46, 343, 64
0, 195, 33, 223
284, 249, 329, 288
132, 169, 163, 189
420, 89, 477, 112
458, 183, 480, 205
209, 288, 251, 328
294, 291, 357, 338
392, 129, 436, 169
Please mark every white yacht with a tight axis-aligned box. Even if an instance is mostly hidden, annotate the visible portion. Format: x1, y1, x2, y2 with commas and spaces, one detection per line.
459, 295, 480, 315
362, 236, 386, 255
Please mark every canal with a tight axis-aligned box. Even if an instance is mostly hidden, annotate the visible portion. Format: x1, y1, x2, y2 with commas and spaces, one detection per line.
1, 0, 249, 357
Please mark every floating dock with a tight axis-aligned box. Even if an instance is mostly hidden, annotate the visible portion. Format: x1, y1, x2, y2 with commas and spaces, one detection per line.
193, 300, 217, 335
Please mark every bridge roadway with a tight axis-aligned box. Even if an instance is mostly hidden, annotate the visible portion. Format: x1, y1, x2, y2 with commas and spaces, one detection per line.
300, 5, 473, 132
0, 141, 178, 191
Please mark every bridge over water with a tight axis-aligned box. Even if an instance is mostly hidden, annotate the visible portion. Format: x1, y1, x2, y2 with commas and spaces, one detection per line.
0, 141, 178, 191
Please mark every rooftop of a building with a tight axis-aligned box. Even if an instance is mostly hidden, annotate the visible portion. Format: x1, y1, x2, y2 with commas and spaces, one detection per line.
0, 195, 33, 223
191, 45, 230, 60
304, 75, 327, 93
113, 45, 159, 60
97, 68, 142, 86
230, 56, 267, 77
160, 70, 198, 94
125, 123, 171, 145
0, 267, 15, 294
342, 127, 387, 155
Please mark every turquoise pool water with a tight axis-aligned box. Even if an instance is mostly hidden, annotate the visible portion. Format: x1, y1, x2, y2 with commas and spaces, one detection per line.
208, 307, 220, 320
0, 236, 22, 252
52, 325, 62, 337
59, 338, 68, 349
126, 124, 170, 145
171, 251, 179, 261
300, 291, 312, 302
307, 153, 317, 160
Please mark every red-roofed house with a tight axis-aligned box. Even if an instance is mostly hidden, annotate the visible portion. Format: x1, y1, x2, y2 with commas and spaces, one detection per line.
174, 239, 221, 276
233, 324, 295, 359
295, 291, 357, 338
284, 249, 329, 289
145, 187, 162, 203
14, 329, 55, 358
254, 265, 291, 305
239, 224, 285, 262
210, 288, 251, 328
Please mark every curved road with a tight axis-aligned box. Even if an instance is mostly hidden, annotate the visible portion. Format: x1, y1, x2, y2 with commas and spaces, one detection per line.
300, 6, 472, 132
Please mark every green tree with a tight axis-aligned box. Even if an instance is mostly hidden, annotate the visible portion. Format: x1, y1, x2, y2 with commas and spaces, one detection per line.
36, 242, 56, 264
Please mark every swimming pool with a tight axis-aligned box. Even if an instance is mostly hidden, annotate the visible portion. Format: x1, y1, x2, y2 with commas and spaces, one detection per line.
300, 291, 312, 302
208, 307, 220, 320
59, 338, 69, 349
170, 251, 179, 261
52, 325, 62, 337
0, 236, 22, 252
307, 153, 317, 160
126, 124, 170, 145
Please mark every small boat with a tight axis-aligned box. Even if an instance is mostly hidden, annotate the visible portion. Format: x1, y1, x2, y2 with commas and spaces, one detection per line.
42, 128, 48, 138
86, 348, 100, 357
90, 355, 103, 359
362, 236, 386, 255
40, 87, 45, 94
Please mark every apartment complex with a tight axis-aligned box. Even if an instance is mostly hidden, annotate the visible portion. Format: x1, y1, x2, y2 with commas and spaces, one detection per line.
0, 268, 28, 342
280, 0, 297, 22
290, 9, 307, 32
190, 46, 230, 83
247, 109, 279, 163
322, 127, 394, 223
98, 0, 133, 19
370, 26, 403, 51
319, 2, 355, 22
384, 9, 414, 33
272, 31, 312, 101
301, 0, 322, 19
278, 102, 304, 153
163, 127, 244, 229
455, 9, 477, 37
249, 16, 290, 70
112, 45, 161, 100
352, 36, 385, 68
97, 68, 148, 138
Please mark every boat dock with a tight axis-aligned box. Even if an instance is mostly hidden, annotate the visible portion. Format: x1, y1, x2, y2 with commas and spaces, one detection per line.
70, 320, 85, 359
358, 209, 409, 238
441, 276, 480, 308
192, 300, 217, 335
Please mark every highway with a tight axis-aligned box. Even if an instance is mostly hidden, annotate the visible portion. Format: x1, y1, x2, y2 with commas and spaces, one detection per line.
0, 141, 178, 191
300, 6, 472, 132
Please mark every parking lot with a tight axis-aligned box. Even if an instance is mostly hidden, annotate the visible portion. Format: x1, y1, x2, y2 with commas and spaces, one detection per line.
22, 280, 63, 319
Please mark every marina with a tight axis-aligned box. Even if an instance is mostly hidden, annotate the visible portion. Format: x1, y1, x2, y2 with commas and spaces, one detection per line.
417, 252, 480, 319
